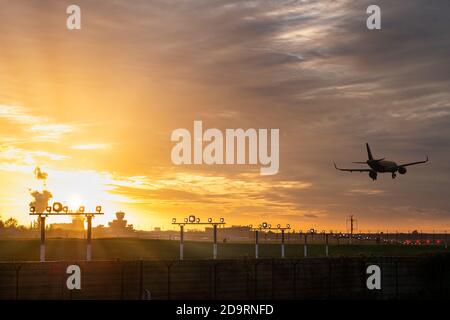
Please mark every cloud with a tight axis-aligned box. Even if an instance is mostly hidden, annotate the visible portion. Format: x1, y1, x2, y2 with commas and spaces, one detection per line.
0, 0, 449, 229
0, 104, 74, 141
0, 146, 68, 166
304, 214, 319, 218
28, 124, 73, 142
0, 105, 39, 125
349, 189, 385, 196
71, 144, 110, 150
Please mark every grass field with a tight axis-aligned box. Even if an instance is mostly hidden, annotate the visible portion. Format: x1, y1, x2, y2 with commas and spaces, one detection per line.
0, 238, 448, 261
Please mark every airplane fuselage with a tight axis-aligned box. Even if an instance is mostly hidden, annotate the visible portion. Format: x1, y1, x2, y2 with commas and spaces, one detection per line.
368, 160, 398, 173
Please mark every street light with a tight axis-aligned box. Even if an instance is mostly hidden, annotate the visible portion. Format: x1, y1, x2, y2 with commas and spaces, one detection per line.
172, 216, 226, 260
53, 202, 63, 213
270, 223, 291, 258
29, 203, 103, 262
250, 222, 291, 258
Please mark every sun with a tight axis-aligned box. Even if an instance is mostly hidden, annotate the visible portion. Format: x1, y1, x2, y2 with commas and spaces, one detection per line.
68, 194, 83, 211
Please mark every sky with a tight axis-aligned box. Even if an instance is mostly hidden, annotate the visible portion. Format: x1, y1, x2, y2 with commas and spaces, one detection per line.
0, 0, 449, 232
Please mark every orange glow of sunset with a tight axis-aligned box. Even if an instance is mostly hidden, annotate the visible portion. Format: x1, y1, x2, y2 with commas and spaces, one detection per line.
0, 1, 449, 233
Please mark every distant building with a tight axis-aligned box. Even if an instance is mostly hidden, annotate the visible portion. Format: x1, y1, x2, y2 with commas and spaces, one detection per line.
50, 216, 85, 232
107, 211, 134, 236
47, 216, 85, 238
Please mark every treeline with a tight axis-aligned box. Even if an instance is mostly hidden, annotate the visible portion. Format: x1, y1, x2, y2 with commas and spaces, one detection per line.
0, 217, 27, 230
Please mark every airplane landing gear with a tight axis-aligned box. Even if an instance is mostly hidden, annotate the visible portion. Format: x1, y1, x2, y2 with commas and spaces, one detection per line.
392, 172, 397, 179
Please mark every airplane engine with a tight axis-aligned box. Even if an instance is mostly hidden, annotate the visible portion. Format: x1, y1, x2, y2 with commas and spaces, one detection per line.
369, 171, 377, 180
398, 167, 407, 174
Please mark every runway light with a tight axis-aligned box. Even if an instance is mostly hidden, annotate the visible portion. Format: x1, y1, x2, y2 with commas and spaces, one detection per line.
63, 206, 69, 213
220, 217, 225, 223
30, 206, 36, 213
208, 218, 212, 223
268, 224, 272, 229
196, 218, 200, 223
188, 215, 196, 223
172, 218, 177, 223
286, 224, 290, 228
46, 206, 52, 213
249, 224, 253, 228
96, 206, 102, 213
53, 202, 63, 213
262, 222, 268, 229
78, 206, 85, 213
277, 224, 281, 228
184, 218, 188, 223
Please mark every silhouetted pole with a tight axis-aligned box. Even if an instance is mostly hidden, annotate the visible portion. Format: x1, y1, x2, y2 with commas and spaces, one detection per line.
255, 230, 259, 258
86, 215, 92, 261
325, 233, 329, 257
213, 224, 218, 259
445, 230, 448, 249
281, 229, 285, 258
304, 234, 307, 257
179, 225, 184, 260
349, 215, 354, 245
39, 216, 46, 262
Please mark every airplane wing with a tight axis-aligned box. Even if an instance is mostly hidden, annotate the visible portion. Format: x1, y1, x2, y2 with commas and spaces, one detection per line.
398, 156, 429, 167
333, 162, 372, 172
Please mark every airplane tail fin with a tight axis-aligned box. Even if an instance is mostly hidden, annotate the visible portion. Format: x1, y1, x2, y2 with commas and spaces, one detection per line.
366, 143, 374, 161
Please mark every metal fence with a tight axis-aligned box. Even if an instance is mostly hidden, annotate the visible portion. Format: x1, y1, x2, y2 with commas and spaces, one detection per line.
0, 255, 449, 300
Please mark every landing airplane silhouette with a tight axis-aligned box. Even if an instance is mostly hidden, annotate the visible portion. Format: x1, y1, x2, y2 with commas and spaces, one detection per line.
334, 143, 428, 181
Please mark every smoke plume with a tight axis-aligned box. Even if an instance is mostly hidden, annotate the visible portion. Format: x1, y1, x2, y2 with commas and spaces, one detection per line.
29, 166, 53, 213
